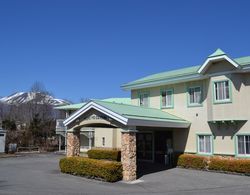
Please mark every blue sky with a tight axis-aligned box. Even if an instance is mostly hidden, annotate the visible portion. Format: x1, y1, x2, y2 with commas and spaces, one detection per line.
1, 0, 250, 103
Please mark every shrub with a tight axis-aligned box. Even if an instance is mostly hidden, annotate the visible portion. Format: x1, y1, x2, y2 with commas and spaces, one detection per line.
87, 148, 121, 161
209, 157, 250, 174
59, 157, 122, 182
177, 154, 208, 169
173, 152, 183, 166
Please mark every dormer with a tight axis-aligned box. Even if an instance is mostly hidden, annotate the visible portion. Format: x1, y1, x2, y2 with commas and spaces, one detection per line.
198, 49, 242, 74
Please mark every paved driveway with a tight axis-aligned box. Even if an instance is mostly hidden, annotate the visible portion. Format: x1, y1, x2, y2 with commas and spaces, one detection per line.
0, 153, 250, 195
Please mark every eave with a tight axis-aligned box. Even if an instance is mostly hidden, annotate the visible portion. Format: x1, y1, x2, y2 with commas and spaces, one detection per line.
198, 55, 242, 74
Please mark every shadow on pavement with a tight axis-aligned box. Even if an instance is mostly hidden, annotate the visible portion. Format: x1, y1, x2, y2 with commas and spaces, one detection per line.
137, 161, 172, 178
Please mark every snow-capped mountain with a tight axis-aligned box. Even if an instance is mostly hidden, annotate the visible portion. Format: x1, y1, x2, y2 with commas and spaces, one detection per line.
0, 92, 70, 106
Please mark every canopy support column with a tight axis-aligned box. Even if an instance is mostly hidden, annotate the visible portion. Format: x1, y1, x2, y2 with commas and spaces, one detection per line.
121, 128, 137, 181
66, 130, 80, 157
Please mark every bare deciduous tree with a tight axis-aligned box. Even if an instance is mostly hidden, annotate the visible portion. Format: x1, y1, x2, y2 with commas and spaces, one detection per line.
80, 97, 90, 103
30, 81, 47, 93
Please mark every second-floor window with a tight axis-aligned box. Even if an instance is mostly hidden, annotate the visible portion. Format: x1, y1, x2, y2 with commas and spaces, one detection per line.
188, 86, 201, 105
161, 89, 173, 108
214, 80, 230, 102
139, 92, 149, 107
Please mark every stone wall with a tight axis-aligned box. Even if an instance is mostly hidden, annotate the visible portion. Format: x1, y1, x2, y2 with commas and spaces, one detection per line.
66, 131, 80, 157
121, 132, 137, 181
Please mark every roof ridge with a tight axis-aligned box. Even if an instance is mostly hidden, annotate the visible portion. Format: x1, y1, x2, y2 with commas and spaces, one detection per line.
94, 99, 141, 107
234, 55, 250, 60
208, 48, 226, 57
122, 65, 201, 86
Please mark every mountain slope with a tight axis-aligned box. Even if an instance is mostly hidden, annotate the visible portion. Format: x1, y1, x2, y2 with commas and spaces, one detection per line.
0, 92, 70, 106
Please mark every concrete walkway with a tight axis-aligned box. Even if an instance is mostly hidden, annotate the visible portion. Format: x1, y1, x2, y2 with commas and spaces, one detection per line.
0, 153, 250, 195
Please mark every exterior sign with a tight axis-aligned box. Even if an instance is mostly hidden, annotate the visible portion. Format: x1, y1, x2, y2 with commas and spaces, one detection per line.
83, 114, 110, 122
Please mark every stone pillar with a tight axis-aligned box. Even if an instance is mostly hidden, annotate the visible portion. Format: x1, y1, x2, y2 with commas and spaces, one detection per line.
121, 131, 137, 181
66, 130, 80, 157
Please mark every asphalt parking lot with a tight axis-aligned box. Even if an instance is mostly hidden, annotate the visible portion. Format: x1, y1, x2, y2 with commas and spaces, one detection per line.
0, 153, 250, 195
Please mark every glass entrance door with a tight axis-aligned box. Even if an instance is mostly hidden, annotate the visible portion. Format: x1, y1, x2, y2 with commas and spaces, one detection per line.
137, 133, 153, 161
154, 131, 173, 164
80, 131, 94, 150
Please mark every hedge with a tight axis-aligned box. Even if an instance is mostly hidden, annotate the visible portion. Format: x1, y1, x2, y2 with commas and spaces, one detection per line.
177, 154, 208, 169
209, 157, 250, 174
87, 148, 121, 161
59, 157, 122, 182
177, 154, 250, 175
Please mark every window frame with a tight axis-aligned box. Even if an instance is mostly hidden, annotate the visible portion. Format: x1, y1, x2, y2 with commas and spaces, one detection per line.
196, 134, 213, 155
213, 80, 232, 104
160, 88, 174, 109
138, 91, 150, 107
187, 86, 202, 107
235, 134, 250, 157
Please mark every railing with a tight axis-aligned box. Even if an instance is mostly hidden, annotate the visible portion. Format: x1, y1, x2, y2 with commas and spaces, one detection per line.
56, 119, 67, 132
17, 146, 40, 153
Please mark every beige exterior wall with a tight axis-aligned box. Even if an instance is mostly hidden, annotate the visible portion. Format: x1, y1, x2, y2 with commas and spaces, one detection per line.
131, 61, 250, 156
115, 128, 122, 149
78, 128, 122, 149
79, 127, 122, 149
94, 128, 114, 148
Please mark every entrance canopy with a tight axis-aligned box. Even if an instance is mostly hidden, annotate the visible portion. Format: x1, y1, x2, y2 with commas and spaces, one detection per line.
64, 100, 190, 129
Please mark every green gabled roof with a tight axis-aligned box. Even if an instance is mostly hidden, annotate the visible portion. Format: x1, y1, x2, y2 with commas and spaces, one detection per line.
234, 56, 250, 65
54, 97, 131, 110
122, 65, 200, 87
122, 65, 200, 88
93, 100, 188, 123
101, 98, 131, 105
122, 55, 250, 89
208, 48, 226, 57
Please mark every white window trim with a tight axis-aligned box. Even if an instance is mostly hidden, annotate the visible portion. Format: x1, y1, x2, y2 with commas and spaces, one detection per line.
161, 89, 174, 108
236, 135, 250, 157
197, 134, 213, 155
213, 80, 231, 103
188, 86, 202, 106
138, 91, 150, 107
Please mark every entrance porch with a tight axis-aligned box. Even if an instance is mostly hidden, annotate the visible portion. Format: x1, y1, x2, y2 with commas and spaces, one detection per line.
63, 100, 190, 181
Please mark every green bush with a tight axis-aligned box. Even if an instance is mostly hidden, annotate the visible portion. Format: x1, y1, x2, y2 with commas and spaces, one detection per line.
87, 148, 121, 161
177, 154, 250, 175
177, 154, 208, 169
59, 157, 122, 182
209, 157, 250, 174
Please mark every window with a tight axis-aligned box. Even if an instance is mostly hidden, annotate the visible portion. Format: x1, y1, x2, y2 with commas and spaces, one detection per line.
237, 135, 250, 156
214, 80, 231, 102
198, 135, 212, 154
161, 89, 173, 108
188, 87, 201, 105
102, 137, 105, 147
139, 92, 149, 107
